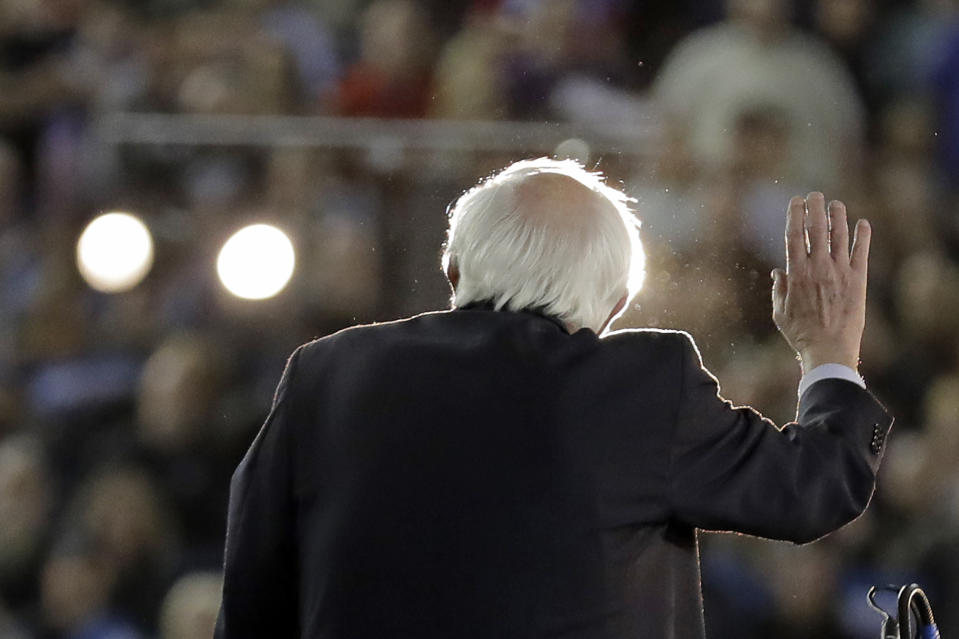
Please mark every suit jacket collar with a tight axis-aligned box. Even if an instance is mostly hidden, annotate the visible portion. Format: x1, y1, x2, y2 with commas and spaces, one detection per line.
454, 301, 570, 334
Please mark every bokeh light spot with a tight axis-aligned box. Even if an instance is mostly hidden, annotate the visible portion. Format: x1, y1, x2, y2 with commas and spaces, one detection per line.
553, 138, 591, 164
217, 224, 295, 300
76, 212, 154, 293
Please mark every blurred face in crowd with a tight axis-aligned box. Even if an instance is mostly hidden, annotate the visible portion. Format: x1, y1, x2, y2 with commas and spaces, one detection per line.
0, 439, 51, 575
41, 549, 115, 631
359, 0, 432, 77
513, 0, 575, 63
924, 375, 959, 472
882, 431, 937, 515
137, 334, 222, 453
765, 544, 838, 624
813, 0, 873, 46
726, 0, 792, 36
894, 252, 959, 342
80, 469, 169, 566
160, 572, 223, 639
732, 107, 791, 178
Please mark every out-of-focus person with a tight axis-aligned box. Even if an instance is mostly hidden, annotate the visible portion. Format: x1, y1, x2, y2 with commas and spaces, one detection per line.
430, 4, 510, 120
40, 532, 143, 639
158, 571, 222, 639
867, 0, 955, 116
335, 0, 435, 117
0, 139, 36, 370
254, 0, 340, 108
137, 333, 225, 456
916, 374, 959, 638
65, 466, 179, 632
653, 0, 865, 192
810, 0, 882, 123
171, 8, 295, 115
0, 435, 53, 615
136, 332, 235, 546
889, 250, 959, 419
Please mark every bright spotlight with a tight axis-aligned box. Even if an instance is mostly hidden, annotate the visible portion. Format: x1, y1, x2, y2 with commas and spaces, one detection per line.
217, 224, 295, 300
76, 212, 154, 293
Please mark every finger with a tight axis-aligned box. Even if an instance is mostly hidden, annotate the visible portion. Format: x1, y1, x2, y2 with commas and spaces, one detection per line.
785, 196, 806, 273
771, 268, 787, 319
850, 218, 871, 272
805, 192, 829, 262
828, 200, 849, 265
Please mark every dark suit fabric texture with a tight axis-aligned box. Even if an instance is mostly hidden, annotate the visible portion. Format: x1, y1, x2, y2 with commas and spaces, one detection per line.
215, 306, 893, 639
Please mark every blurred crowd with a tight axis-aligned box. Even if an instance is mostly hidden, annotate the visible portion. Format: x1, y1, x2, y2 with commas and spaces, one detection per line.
1, 0, 959, 637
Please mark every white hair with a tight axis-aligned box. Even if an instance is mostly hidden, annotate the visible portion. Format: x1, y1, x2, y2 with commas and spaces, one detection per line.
442, 157, 644, 332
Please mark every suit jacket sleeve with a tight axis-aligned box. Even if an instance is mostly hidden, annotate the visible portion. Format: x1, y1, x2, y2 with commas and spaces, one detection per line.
215, 347, 302, 638
667, 332, 893, 544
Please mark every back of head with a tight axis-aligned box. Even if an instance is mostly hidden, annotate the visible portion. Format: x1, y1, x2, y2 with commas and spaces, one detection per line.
443, 158, 644, 332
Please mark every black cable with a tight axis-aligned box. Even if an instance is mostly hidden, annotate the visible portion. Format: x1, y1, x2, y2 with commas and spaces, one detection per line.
896, 584, 939, 639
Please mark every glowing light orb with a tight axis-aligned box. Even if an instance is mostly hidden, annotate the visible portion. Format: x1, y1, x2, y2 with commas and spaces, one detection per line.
76, 212, 154, 293
553, 138, 591, 164
217, 224, 295, 300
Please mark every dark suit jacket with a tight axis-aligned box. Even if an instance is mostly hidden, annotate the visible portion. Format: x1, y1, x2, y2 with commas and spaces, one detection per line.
215, 305, 893, 639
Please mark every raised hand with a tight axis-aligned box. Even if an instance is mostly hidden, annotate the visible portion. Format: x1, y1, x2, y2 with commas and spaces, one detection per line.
771, 192, 871, 372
